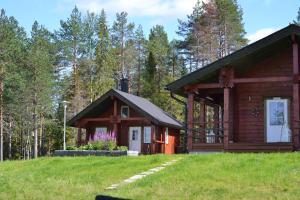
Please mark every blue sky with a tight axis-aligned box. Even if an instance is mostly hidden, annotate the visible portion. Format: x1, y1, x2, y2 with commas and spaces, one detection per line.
0, 0, 299, 43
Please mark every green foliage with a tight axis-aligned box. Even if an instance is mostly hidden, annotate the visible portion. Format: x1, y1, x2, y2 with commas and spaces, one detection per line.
106, 140, 117, 151
116, 146, 128, 151
177, 0, 248, 70
66, 146, 77, 150
76, 140, 118, 151
92, 140, 105, 150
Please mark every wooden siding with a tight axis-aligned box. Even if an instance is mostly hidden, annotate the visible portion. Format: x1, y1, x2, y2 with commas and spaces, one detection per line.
234, 47, 294, 143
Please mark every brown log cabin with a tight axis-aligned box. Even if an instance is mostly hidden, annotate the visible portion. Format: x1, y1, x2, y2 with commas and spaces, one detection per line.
166, 24, 300, 152
67, 88, 182, 154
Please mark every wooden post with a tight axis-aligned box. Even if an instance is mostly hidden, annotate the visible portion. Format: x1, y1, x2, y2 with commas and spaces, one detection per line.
85, 128, 90, 143
151, 125, 156, 154
292, 35, 300, 149
113, 98, 118, 135
77, 128, 82, 147
223, 87, 230, 150
199, 100, 206, 142
187, 92, 194, 152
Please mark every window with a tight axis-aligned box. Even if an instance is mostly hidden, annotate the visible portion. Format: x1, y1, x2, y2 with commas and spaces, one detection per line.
144, 127, 151, 144
121, 106, 129, 118
269, 102, 284, 125
132, 130, 138, 140
165, 128, 169, 144
95, 127, 107, 134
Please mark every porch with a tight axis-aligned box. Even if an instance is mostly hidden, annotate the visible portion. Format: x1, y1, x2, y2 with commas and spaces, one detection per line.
185, 54, 300, 153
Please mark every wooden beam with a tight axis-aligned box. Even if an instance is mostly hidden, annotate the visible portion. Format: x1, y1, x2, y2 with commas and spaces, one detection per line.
82, 118, 110, 122
77, 128, 82, 147
223, 87, 230, 150
185, 83, 223, 91
113, 99, 117, 134
187, 92, 194, 152
233, 76, 292, 83
292, 36, 300, 149
151, 125, 156, 154
121, 117, 149, 122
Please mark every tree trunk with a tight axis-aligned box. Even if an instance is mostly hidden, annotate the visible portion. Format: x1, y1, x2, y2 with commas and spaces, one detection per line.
39, 112, 43, 156
0, 79, 3, 162
8, 119, 12, 160
33, 93, 38, 159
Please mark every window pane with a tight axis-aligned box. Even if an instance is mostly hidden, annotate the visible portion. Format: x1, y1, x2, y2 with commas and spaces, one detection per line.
269, 102, 284, 125
121, 106, 129, 118
144, 127, 151, 144
132, 130, 138, 140
96, 127, 107, 133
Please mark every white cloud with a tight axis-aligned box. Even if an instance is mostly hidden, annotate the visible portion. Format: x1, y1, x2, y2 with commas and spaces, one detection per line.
246, 28, 277, 44
59, 0, 199, 18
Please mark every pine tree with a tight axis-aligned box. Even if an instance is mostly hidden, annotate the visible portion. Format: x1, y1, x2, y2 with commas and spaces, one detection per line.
133, 24, 147, 95
176, 0, 247, 71
57, 6, 84, 116
94, 9, 116, 99
111, 12, 135, 87
295, 7, 300, 25
27, 21, 56, 158
142, 51, 157, 98
0, 9, 28, 160
81, 11, 98, 103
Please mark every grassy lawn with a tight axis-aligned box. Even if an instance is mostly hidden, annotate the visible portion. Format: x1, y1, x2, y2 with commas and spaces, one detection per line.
0, 155, 178, 200
105, 153, 300, 200
1, 153, 300, 200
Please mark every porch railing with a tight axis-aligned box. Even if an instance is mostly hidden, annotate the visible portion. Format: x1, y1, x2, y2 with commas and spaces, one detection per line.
191, 127, 224, 144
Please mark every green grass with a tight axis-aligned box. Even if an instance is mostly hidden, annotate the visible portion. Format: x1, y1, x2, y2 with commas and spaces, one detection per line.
105, 153, 300, 200
1, 153, 300, 200
0, 155, 178, 200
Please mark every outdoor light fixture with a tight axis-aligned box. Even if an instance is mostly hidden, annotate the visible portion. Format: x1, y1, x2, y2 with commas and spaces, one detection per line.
62, 100, 69, 150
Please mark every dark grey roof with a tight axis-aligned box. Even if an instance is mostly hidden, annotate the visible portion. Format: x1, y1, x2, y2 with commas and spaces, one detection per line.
67, 89, 183, 129
166, 24, 300, 96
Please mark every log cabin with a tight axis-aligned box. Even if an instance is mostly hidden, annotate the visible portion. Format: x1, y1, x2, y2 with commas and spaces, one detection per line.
67, 86, 182, 154
166, 24, 300, 152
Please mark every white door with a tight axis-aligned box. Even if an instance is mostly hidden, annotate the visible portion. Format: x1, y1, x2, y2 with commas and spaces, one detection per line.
129, 127, 141, 152
266, 99, 290, 142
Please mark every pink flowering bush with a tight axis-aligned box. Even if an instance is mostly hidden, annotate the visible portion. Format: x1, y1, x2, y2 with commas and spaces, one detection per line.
89, 131, 116, 143
86, 131, 117, 151
71, 131, 128, 151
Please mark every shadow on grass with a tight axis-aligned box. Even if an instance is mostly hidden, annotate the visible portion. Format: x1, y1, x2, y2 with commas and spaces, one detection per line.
95, 195, 130, 200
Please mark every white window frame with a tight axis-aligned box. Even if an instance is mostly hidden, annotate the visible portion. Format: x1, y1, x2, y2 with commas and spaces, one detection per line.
143, 126, 151, 144
165, 127, 169, 144
121, 106, 130, 118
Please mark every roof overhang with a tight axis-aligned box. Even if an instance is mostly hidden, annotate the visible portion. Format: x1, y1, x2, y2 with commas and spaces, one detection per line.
166, 24, 300, 97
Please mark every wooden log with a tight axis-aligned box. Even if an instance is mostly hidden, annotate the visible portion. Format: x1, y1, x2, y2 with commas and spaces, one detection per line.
113, 99, 118, 134
187, 93, 194, 151
77, 128, 82, 147
233, 76, 292, 83
292, 37, 300, 149
223, 87, 230, 150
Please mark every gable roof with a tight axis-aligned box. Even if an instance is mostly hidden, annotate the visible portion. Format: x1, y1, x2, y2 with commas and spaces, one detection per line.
67, 89, 183, 129
166, 24, 300, 96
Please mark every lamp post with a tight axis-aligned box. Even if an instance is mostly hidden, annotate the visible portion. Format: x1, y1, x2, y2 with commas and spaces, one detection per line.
62, 101, 69, 150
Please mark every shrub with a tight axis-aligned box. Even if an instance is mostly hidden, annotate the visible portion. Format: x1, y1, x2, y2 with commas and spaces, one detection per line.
116, 146, 128, 151
106, 140, 117, 151
92, 141, 105, 150
66, 146, 77, 150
